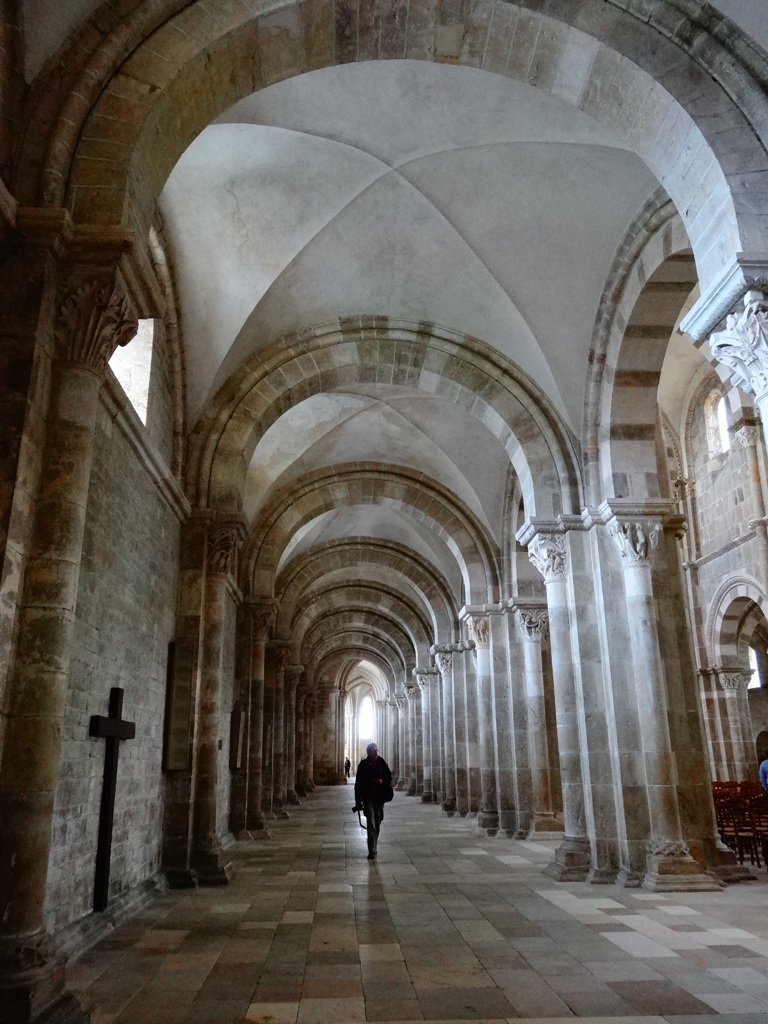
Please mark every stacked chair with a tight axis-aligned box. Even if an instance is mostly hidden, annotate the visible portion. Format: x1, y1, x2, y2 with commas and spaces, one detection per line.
712, 780, 768, 868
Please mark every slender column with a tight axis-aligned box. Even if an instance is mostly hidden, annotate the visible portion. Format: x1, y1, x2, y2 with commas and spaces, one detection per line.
528, 531, 591, 880
492, 610, 518, 837
244, 602, 276, 834
375, 699, 386, 753
405, 685, 418, 795
467, 616, 497, 834
609, 515, 718, 890
463, 645, 482, 813
285, 666, 303, 804
517, 605, 559, 834
734, 424, 768, 583
191, 520, 244, 884
0, 261, 139, 1022
387, 700, 398, 769
415, 669, 438, 802
270, 647, 289, 817
394, 693, 407, 789
295, 690, 308, 796
452, 651, 469, 814
718, 671, 753, 780
432, 647, 458, 816
306, 696, 316, 789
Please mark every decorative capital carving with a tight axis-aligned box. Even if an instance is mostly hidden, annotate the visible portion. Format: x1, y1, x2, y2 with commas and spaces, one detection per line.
646, 838, 690, 860
517, 608, 549, 642
286, 664, 304, 681
252, 602, 278, 643
405, 685, 420, 704
528, 533, 566, 582
433, 650, 453, 676
734, 424, 762, 448
55, 272, 138, 375
207, 527, 239, 576
719, 671, 750, 692
272, 646, 290, 671
709, 291, 768, 400
467, 616, 489, 648
609, 518, 661, 566
394, 693, 406, 710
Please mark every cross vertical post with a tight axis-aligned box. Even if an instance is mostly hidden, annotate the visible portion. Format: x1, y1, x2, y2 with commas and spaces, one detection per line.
89, 687, 136, 912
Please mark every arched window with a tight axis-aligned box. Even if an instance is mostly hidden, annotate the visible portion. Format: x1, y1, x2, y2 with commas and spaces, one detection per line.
749, 647, 761, 689
358, 695, 374, 739
703, 388, 730, 457
108, 319, 155, 424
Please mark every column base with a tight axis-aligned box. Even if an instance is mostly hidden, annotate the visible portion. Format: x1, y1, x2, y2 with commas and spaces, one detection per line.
286, 790, 300, 805
395, 780, 405, 791
238, 829, 273, 841
478, 810, 499, 836
407, 785, 417, 796
587, 866, 618, 884
442, 799, 456, 817
164, 867, 198, 889
420, 793, 433, 803
643, 843, 724, 892
530, 812, 563, 838
543, 835, 591, 882
295, 785, 308, 797
0, 935, 88, 1024
197, 863, 232, 886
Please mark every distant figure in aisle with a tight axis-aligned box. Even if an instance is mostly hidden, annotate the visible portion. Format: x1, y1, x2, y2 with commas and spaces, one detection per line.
354, 743, 392, 860
344, 757, 351, 778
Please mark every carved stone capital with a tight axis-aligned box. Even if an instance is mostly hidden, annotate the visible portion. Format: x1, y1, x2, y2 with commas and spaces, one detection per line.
719, 671, 750, 692
394, 693, 406, 710
55, 271, 138, 375
467, 615, 489, 648
271, 645, 290, 672
609, 517, 661, 566
251, 601, 278, 643
733, 424, 762, 448
528, 533, 567, 582
517, 608, 549, 642
433, 650, 453, 676
709, 291, 768, 401
405, 685, 420, 704
207, 527, 239, 577
286, 664, 304, 681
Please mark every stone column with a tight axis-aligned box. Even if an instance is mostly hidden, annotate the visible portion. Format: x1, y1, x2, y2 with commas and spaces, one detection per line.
468, 615, 497, 834
285, 665, 303, 804
609, 515, 718, 891
405, 685, 419, 795
452, 651, 470, 814
295, 689, 308, 796
306, 695, 316, 790
432, 647, 458, 816
387, 699, 398, 768
492, 609, 518, 837
395, 693, 407, 789
270, 646, 290, 817
463, 644, 482, 813
733, 423, 768, 583
244, 601, 276, 834
191, 520, 245, 883
415, 669, 437, 802
718, 671, 753, 780
375, 698, 386, 751
517, 605, 559, 835
0, 260, 139, 1022
527, 531, 591, 880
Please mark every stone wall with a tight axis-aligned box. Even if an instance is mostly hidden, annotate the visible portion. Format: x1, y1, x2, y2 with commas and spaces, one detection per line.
44, 390, 181, 933
691, 402, 752, 555
145, 318, 176, 469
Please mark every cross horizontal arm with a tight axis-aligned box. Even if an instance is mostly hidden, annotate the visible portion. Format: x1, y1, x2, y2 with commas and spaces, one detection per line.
89, 715, 136, 740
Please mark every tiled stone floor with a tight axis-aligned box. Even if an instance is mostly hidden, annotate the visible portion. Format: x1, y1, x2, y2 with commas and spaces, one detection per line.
69, 784, 768, 1023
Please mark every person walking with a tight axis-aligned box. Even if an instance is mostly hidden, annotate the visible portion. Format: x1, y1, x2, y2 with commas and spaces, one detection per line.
344, 756, 351, 778
354, 743, 392, 860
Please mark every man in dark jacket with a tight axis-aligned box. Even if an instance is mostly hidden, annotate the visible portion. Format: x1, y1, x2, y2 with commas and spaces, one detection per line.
354, 743, 392, 860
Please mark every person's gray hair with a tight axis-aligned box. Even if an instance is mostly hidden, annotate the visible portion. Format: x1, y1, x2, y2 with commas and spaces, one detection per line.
366, 742, 378, 755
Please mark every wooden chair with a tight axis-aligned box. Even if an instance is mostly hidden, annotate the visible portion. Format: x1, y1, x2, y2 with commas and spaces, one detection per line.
717, 799, 761, 866
750, 795, 768, 867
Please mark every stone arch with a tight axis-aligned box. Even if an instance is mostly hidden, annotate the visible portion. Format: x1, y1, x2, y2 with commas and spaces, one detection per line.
289, 582, 434, 657
21, 2, 768, 295
308, 633, 408, 683
301, 608, 418, 669
707, 576, 768, 668
193, 321, 580, 521
586, 192, 699, 504
274, 539, 457, 642
244, 464, 501, 605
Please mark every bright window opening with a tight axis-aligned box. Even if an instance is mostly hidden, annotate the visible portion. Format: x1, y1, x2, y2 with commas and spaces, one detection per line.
716, 396, 730, 453
358, 695, 374, 739
749, 647, 761, 689
109, 318, 154, 424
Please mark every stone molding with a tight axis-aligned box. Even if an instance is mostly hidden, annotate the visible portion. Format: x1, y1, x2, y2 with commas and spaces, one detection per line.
207, 528, 238, 577
682, 257, 768, 341
517, 607, 549, 642
709, 291, 768, 403
608, 517, 661, 566
528, 533, 567, 582
646, 839, 690, 859
249, 600, 279, 643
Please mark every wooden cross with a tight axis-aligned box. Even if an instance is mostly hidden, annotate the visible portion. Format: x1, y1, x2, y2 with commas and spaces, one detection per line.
89, 687, 136, 912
